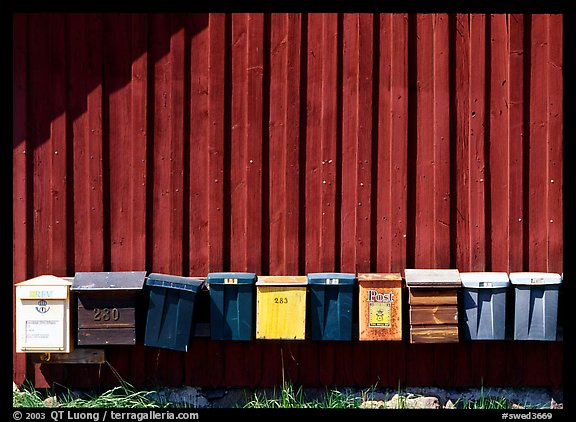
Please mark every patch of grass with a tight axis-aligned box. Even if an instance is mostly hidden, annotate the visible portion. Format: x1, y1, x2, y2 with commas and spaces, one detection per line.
13, 381, 167, 408
243, 381, 362, 409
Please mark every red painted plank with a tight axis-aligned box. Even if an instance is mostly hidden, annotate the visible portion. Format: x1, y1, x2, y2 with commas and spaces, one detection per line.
484, 341, 507, 386
454, 13, 470, 271
68, 14, 104, 273
489, 14, 511, 272
546, 14, 562, 273
230, 13, 263, 274
207, 13, 226, 272
318, 342, 335, 387
377, 13, 409, 273
528, 15, 550, 271
506, 341, 525, 387
30, 13, 68, 277
106, 14, 148, 272
268, 13, 302, 276
340, 13, 372, 273
469, 13, 488, 271
189, 13, 211, 275
12, 13, 29, 386
508, 14, 525, 272
414, 14, 435, 268
432, 13, 451, 269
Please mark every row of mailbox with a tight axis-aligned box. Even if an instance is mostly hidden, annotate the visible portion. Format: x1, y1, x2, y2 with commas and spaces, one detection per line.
15, 270, 562, 354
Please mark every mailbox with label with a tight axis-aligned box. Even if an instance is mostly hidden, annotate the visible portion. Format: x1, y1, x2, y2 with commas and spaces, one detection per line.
256, 276, 308, 340
358, 273, 403, 341
405, 269, 461, 343
71, 271, 147, 346
16, 275, 73, 353
307, 273, 355, 341
144, 273, 205, 352
207, 272, 256, 340
509, 272, 562, 341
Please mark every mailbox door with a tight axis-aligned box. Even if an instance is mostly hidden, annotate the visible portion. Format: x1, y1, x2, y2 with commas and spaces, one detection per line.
256, 286, 306, 339
308, 285, 353, 341
359, 280, 403, 341
17, 298, 70, 352
77, 292, 137, 345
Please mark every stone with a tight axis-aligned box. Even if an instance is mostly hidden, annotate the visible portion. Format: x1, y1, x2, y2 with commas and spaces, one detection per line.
360, 400, 386, 409
43, 397, 59, 407
444, 399, 456, 409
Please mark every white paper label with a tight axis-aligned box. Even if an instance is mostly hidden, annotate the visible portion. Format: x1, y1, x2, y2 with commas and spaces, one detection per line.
25, 320, 61, 346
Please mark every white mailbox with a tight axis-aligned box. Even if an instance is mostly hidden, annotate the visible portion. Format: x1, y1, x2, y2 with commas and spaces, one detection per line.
16, 275, 73, 353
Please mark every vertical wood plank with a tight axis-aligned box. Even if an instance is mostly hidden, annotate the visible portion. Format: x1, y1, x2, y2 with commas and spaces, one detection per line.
508, 13, 525, 272
489, 13, 511, 272
528, 14, 549, 272
546, 14, 562, 273
68, 14, 104, 273
12, 13, 29, 386
268, 13, 302, 276
106, 14, 148, 274
340, 13, 372, 273
377, 13, 409, 273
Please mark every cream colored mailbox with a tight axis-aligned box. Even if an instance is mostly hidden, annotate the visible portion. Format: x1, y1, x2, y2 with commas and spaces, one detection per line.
16, 275, 73, 353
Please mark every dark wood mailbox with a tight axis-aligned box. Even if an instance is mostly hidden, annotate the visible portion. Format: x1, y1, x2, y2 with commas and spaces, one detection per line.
404, 269, 461, 344
71, 271, 147, 346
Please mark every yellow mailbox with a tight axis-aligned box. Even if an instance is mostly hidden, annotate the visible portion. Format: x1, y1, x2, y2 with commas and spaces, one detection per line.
255, 276, 308, 340
15, 275, 73, 353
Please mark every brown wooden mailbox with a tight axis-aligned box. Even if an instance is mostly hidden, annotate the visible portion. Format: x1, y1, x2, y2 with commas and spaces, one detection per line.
404, 269, 461, 344
358, 273, 403, 341
71, 271, 147, 346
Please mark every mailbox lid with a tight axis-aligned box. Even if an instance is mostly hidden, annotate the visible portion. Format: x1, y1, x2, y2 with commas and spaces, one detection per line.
146, 273, 205, 292
358, 273, 402, 283
404, 269, 461, 288
16, 275, 71, 300
460, 272, 510, 289
207, 272, 256, 285
72, 271, 147, 290
256, 275, 307, 286
307, 273, 355, 285
509, 272, 562, 286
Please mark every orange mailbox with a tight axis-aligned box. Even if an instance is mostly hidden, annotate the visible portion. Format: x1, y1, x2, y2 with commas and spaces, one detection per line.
358, 273, 403, 341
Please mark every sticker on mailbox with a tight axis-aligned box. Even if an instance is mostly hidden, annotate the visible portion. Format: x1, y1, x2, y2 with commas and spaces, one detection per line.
369, 302, 391, 327
25, 320, 61, 345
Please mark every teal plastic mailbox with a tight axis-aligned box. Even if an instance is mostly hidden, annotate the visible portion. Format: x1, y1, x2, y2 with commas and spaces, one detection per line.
144, 273, 204, 352
307, 273, 356, 341
207, 272, 256, 340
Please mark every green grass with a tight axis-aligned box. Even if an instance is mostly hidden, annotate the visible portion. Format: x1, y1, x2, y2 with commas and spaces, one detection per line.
243, 381, 363, 408
13, 381, 168, 409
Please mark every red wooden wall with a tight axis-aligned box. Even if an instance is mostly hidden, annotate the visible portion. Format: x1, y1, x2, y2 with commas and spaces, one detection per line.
13, 13, 563, 389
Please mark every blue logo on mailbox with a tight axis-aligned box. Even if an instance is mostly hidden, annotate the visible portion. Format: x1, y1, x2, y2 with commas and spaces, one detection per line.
36, 300, 50, 314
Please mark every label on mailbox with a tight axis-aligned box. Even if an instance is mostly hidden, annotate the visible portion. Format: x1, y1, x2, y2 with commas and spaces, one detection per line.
224, 278, 238, 284
25, 320, 61, 345
367, 289, 394, 328
369, 302, 391, 327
